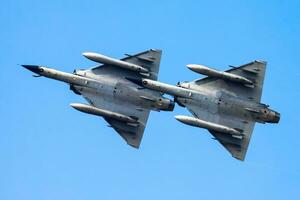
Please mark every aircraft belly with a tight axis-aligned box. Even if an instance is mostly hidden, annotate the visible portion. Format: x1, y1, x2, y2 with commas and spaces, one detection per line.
218, 96, 256, 122
178, 98, 219, 122
179, 93, 254, 125
113, 81, 155, 109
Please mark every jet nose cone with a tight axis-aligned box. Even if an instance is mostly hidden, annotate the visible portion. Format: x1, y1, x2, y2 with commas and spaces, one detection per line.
22, 65, 43, 74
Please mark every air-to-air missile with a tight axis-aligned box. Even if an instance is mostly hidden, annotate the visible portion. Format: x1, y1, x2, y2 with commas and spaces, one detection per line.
22, 49, 175, 148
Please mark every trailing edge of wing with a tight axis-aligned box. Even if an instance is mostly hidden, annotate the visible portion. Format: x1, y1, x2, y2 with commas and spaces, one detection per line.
210, 120, 256, 161
183, 103, 256, 161
105, 115, 149, 148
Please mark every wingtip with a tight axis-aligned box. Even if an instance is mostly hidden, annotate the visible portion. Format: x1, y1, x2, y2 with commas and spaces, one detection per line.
150, 48, 162, 52
128, 143, 140, 149
233, 155, 245, 162
254, 60, 267, 64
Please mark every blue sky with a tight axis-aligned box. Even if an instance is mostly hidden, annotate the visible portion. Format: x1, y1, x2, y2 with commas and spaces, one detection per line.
1, 0, 300, 199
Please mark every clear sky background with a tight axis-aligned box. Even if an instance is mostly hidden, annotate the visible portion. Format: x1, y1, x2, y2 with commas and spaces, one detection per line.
1, 0, 300, 199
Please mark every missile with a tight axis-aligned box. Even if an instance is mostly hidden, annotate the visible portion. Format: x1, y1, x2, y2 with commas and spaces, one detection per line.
175, 115, 243, 136
70, 103, 138, 124
82, 52, 149, 74
186, 64, 253, 85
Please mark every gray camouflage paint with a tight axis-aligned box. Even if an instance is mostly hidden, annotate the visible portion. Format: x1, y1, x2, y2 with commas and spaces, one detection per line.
141, 61, 280, 161
22, 49, 174, 148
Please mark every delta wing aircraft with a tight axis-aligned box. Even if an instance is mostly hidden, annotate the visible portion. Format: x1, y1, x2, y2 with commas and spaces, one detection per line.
140, 61, 280, 160
23, 49, 174, 148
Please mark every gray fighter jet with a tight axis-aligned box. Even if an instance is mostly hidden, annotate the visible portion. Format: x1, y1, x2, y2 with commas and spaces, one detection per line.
22, 49, 174, 148
139, 61, 280, 160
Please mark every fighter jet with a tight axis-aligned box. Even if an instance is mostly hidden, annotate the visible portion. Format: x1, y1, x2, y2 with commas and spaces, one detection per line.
139, 61, 280, 160
22, 49, 174, 148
